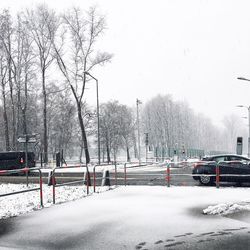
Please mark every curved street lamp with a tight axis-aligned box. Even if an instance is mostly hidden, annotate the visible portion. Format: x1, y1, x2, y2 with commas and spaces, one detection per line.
85, 72, 100, 165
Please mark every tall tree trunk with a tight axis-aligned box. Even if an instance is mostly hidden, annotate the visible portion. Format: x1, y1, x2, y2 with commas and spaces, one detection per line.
126, 145, 130, 162
2, 86, 10, 151
42, 68, 48, 164
79, 143, 83, 163
77, 101, 90, 164
106, 136, 110, 163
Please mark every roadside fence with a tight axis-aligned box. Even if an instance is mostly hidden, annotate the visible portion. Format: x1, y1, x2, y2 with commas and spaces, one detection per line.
49, 164, 90, 204
0, 167, 43, 207
122, 160, 250, 188
2, 160, 250, 213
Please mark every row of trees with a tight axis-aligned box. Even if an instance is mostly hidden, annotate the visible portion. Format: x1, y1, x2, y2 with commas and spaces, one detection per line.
142, 95, 247, 157
97, 97, 247, 162
0, 5, 111, 164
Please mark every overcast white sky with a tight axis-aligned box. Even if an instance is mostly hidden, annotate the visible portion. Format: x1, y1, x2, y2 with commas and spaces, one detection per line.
3, 0, 250, 127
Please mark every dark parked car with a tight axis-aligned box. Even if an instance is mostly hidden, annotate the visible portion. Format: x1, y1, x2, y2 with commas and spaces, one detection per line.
0, 151, 36, 172
192, 154, 250, 185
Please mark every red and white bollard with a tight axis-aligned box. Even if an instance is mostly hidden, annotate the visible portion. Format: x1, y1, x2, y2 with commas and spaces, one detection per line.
166, 164, 170, 187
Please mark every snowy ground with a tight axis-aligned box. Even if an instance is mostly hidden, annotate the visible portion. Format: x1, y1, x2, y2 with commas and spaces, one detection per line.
0, 183, 111, 219
1, 186, 250, 249
2, 183, 250, 220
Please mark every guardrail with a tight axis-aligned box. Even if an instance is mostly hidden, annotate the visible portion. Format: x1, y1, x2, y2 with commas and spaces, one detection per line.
0, 167, 43, 207
50, 165, 90, 204
124, 163, 149, 186
123, 162, 168, 186
122, 160, 250, 188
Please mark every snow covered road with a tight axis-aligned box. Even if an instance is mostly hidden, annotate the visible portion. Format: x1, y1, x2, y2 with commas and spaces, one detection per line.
1, 186, 250, 249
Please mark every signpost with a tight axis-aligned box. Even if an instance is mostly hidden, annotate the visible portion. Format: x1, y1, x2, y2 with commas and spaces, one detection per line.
17, 134, 37, 186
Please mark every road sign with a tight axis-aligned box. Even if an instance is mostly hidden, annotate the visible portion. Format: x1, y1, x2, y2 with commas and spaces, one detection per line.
17, 135, 37, 143
17, 137, 26, 143
27, 137, 37, 143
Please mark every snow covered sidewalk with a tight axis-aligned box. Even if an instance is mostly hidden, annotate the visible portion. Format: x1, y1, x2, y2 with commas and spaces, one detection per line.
1, 186, 250, 249
0, 183, 111, 219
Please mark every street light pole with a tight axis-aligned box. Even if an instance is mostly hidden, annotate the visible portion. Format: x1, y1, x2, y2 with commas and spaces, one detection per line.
85, 72, 101, 165
136, 99, 142, 165
236, 105, 250, 157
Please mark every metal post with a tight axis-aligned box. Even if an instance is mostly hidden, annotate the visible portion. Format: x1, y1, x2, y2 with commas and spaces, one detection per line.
85, 72, 100, 165
52, 175, 56, 204
86, 170, 89, 195
93, 167, 96, 193
136, 99, 142, 165
25, 135, 29, 187
216, 162, 220, 189
124, 163, 127, 186
115, 161, 117, 186
39, 169, 43, 207
166, 163, 170, 187
96, 80, 101, 165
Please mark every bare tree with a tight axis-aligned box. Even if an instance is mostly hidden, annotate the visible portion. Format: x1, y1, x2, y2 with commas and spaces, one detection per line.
99, 101, 133, 162
0, 42, 10, 151
0, 9, 17, 150
25, 4, 58, 163
53, 7, 112, 163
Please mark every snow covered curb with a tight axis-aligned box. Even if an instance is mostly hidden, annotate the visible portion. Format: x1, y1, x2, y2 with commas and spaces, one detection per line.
203, 201, 250, 215
0, 183, 114, 219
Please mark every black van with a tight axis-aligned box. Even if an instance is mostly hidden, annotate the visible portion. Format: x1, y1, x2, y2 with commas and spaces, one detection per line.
0, 151, 36, 171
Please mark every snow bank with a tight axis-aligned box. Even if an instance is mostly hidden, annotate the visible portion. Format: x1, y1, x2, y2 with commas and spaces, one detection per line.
203, 201, 250, 215
0, 183, 112, 219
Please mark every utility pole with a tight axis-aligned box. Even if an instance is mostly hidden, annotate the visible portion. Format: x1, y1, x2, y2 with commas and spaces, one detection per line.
136, 99, 142, 165
85, 72, 100, 165
145, 132, 149, 163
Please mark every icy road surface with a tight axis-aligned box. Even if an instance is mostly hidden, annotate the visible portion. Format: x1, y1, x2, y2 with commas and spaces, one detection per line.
1, 186, 250, 249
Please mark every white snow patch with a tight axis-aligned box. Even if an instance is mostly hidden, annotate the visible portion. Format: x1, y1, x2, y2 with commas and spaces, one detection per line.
203, 201, 250, 215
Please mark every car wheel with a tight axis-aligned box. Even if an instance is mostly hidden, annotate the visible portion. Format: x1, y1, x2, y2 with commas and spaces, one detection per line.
199, 175, 213, 185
